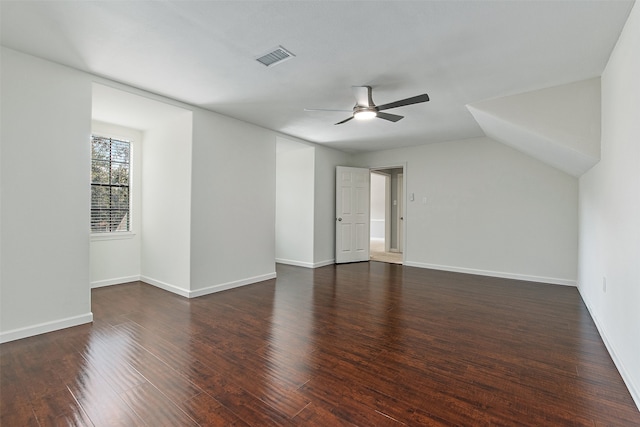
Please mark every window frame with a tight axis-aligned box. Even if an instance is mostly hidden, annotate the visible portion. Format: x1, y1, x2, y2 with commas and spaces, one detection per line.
90, 133, 133, 236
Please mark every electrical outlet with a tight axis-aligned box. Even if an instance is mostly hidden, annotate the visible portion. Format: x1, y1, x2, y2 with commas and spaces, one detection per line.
602, 277, 607, 293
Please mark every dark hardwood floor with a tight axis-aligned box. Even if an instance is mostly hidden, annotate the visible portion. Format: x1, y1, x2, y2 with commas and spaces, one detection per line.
1, 262, 639, 426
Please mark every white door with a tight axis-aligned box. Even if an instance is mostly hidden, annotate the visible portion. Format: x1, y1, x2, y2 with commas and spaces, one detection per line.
336, 166, 370, 263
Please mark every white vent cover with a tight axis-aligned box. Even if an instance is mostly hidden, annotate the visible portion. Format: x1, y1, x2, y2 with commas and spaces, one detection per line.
256, 46, 295, 67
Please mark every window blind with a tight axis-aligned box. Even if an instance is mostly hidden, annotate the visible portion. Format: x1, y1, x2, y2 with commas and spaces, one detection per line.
91, 136, 130, 232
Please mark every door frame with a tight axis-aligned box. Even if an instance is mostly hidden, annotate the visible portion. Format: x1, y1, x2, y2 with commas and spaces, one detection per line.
397, 173, 403, 253
370, 170, 392, 252
369, 163, 407, 263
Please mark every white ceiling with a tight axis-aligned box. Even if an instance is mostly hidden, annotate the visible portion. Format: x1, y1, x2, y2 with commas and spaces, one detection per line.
0, 1, 634, 153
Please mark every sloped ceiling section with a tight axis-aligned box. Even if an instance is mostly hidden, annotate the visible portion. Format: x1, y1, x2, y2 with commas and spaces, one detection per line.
467, 78, 601, 177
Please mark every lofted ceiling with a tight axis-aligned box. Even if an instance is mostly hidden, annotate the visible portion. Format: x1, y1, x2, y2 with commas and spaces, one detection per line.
0, 1, 634, 154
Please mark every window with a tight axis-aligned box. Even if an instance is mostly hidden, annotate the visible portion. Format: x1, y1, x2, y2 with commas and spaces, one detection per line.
91, 135, 130, 233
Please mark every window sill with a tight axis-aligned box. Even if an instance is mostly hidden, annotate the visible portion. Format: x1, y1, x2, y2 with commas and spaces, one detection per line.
90, 232, 136, 242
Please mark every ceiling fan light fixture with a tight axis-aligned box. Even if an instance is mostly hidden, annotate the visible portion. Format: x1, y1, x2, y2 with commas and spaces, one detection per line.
354, 109, 377, 120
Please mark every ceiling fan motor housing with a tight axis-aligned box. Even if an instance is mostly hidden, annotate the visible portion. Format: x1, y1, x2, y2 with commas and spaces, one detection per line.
353, 106, 378, 120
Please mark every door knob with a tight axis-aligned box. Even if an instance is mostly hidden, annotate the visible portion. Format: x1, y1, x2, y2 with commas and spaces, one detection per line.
337, 217, 342, 221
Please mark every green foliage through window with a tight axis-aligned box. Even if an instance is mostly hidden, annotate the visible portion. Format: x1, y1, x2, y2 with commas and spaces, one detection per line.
91, 136, 130, 232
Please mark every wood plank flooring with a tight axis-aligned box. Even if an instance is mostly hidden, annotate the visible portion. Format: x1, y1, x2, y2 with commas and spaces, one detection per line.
1, 262, 639, 426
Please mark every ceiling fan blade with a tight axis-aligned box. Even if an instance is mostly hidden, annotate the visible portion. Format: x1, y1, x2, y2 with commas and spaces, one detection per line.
304, 108, 352, 112
334, 116, 354, 125
376, 112, 404, 122
352, 86, 374, 107
376, 93, 429, 111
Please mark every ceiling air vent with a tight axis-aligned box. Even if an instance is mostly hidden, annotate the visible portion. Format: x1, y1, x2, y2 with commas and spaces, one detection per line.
256, 46, 295, 67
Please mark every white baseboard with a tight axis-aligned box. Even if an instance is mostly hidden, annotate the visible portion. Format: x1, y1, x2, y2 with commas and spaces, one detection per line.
275, 258, 313, 268
140, 275, 190, 298
140, 273, 277, 299
579, 291, 640, 411
91, 275, 141, 288
0, 312, 94, 344
189, 272, 277, 298
402, 261, 576, 286
276, 258, 335, 269
312, 259, 336, 268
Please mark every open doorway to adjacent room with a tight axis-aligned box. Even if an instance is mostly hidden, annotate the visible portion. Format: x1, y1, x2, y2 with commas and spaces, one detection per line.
370, 168, 403, 264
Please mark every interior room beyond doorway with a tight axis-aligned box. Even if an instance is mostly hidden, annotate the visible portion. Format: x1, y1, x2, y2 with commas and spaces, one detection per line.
370, 168, 403, 264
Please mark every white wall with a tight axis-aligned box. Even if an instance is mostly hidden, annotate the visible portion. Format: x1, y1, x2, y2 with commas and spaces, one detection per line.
274, 136, 351, 268
189, 109, 276, 296
313, 145, 352, 266
89, 121, 142, 288
1, 48, 93, 342
578, 1, 640, 408
1, 47, 286, 322
140, 112, 193, 296
276, 138, 315, 267
353, 136, 578, 285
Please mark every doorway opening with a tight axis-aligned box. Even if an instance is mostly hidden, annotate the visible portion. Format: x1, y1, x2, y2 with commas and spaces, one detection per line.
370, 167, 403, 264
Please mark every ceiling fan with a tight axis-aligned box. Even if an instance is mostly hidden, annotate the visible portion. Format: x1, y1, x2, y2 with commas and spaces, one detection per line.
305, 86, 429, 125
